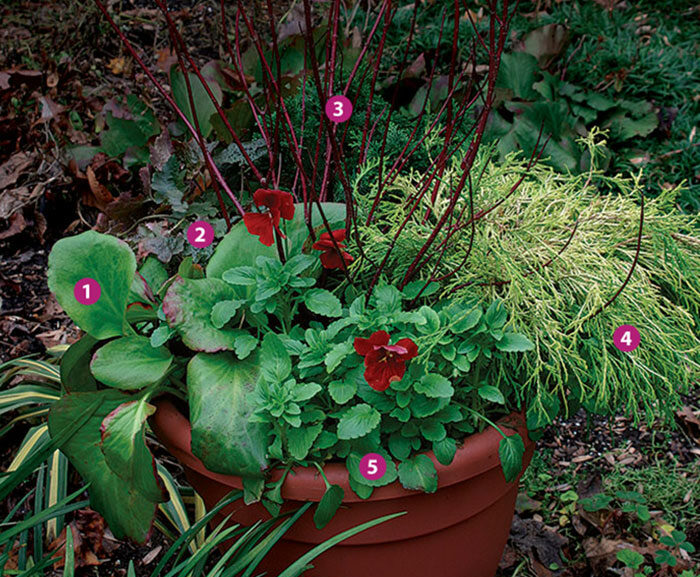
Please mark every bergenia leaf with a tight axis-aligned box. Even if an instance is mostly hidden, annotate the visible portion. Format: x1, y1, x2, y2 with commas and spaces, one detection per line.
48, 231, 136, 339
90, 336, 173, 390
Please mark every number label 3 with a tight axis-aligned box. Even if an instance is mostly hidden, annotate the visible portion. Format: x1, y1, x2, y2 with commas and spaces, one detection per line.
613, 325, 640, 352
325, 95, 352, 123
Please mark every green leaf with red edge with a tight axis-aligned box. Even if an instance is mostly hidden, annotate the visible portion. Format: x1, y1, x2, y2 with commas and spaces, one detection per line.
47, 390, 162, 542
100, 398, 167, 503
162, 277, 245, 352
187, 352, 269, 478
48, 231, 136, 339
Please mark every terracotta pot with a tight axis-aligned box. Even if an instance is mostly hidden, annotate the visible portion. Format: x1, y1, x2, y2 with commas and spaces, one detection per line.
151, 399, 534, 577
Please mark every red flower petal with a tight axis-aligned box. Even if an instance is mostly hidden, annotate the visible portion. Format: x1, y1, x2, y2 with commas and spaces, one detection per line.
319, 250, 353, 270
253, 189, 295, 226
363, 356, 406, 391
395, 338, 418, 360
367, 330, 391, 348
243, 212, 274, 246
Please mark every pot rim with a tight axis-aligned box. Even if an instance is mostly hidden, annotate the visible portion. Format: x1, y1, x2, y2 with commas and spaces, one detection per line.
151, 397, 531, 503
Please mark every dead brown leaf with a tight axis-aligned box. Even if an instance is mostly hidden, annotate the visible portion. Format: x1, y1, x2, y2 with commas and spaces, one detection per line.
86, 165, 115, 207
0, 185, 45, 220
0, 152, 36, 190
49, 509, 111, 569
0, 212, 27, 240
518, 23, 569, 68
676, 406, 700, 444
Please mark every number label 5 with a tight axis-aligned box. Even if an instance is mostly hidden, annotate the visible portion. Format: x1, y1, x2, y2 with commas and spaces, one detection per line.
359, 453, 386, 481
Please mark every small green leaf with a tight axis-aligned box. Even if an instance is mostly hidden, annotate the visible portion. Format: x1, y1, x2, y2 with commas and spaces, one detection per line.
325, 341, 354, 372
414, 374, 454, 399
91, 336, 173, 390
211, 299, 245, 329
293, 383, 322, 402
496, 333, 535, 352
347, 450, 398, 488
420, 420, 446, 442
655, 550, 677, 567
222, 266, 258, 286
337, 404, 381, 440
150, 325, 173, 348
388, 433, 412, 460
432, 437, 457, 466
234, 334, 258, 360
398, 454, 438, 493
313, 484, 344, 529
402, 280, 439, 300
451, 308, 482, 333
286, 424, 322, 460
617, 549, 645, 569
328, 380, 357, 404
581, 494, 612, 512
418, 306, 440, 332
260, 333, 292, 382
478, 385, 505, 404
305, 289, 342, 317
499, 433, 525, 483
484, 300, 507, 329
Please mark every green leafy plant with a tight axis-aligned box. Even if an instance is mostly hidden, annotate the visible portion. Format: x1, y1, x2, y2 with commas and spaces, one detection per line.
36, 0, 700, 549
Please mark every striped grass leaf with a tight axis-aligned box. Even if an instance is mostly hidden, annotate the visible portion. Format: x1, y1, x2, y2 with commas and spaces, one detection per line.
45, 450, 68, 542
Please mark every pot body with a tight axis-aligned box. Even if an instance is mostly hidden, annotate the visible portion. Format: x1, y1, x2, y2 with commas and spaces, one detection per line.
151, 400, 534, 577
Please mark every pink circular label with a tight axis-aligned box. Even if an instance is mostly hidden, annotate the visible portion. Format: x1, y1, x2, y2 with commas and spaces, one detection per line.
187, 221, 215, 248
359, 453, 386, 481
325, 95, 353, 123
613, 325, 640, 352
74, 278, 101, 305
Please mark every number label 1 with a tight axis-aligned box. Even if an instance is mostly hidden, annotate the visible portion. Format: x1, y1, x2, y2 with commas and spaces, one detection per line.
74, 278, 101, 305
613, 325, 640, 352
359, 453, 387, 481
325, 95, 353, 123
187, 221, 214, 248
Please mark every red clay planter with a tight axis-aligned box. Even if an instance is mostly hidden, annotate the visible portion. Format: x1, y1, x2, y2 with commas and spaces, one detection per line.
151, 399, 534, 577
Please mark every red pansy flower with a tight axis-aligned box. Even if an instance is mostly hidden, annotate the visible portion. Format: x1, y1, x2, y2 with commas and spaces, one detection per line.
353, 330, 418, 391
312, 228, 354, 270
243, 189, 295, 246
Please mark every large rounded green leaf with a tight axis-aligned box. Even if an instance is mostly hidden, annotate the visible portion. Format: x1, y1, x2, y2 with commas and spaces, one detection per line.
90, 336, 174, 390
162, 277, 243, 352
207, 202, 346, 278
188, 352, 269, 477
48, 231, 136, 339
47, 390, 163, 542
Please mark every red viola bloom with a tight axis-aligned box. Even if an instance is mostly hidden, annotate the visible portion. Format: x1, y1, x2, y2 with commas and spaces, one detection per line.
354, 330, 418, 391
312, 228, 354, 270
243, 189, 295, 246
